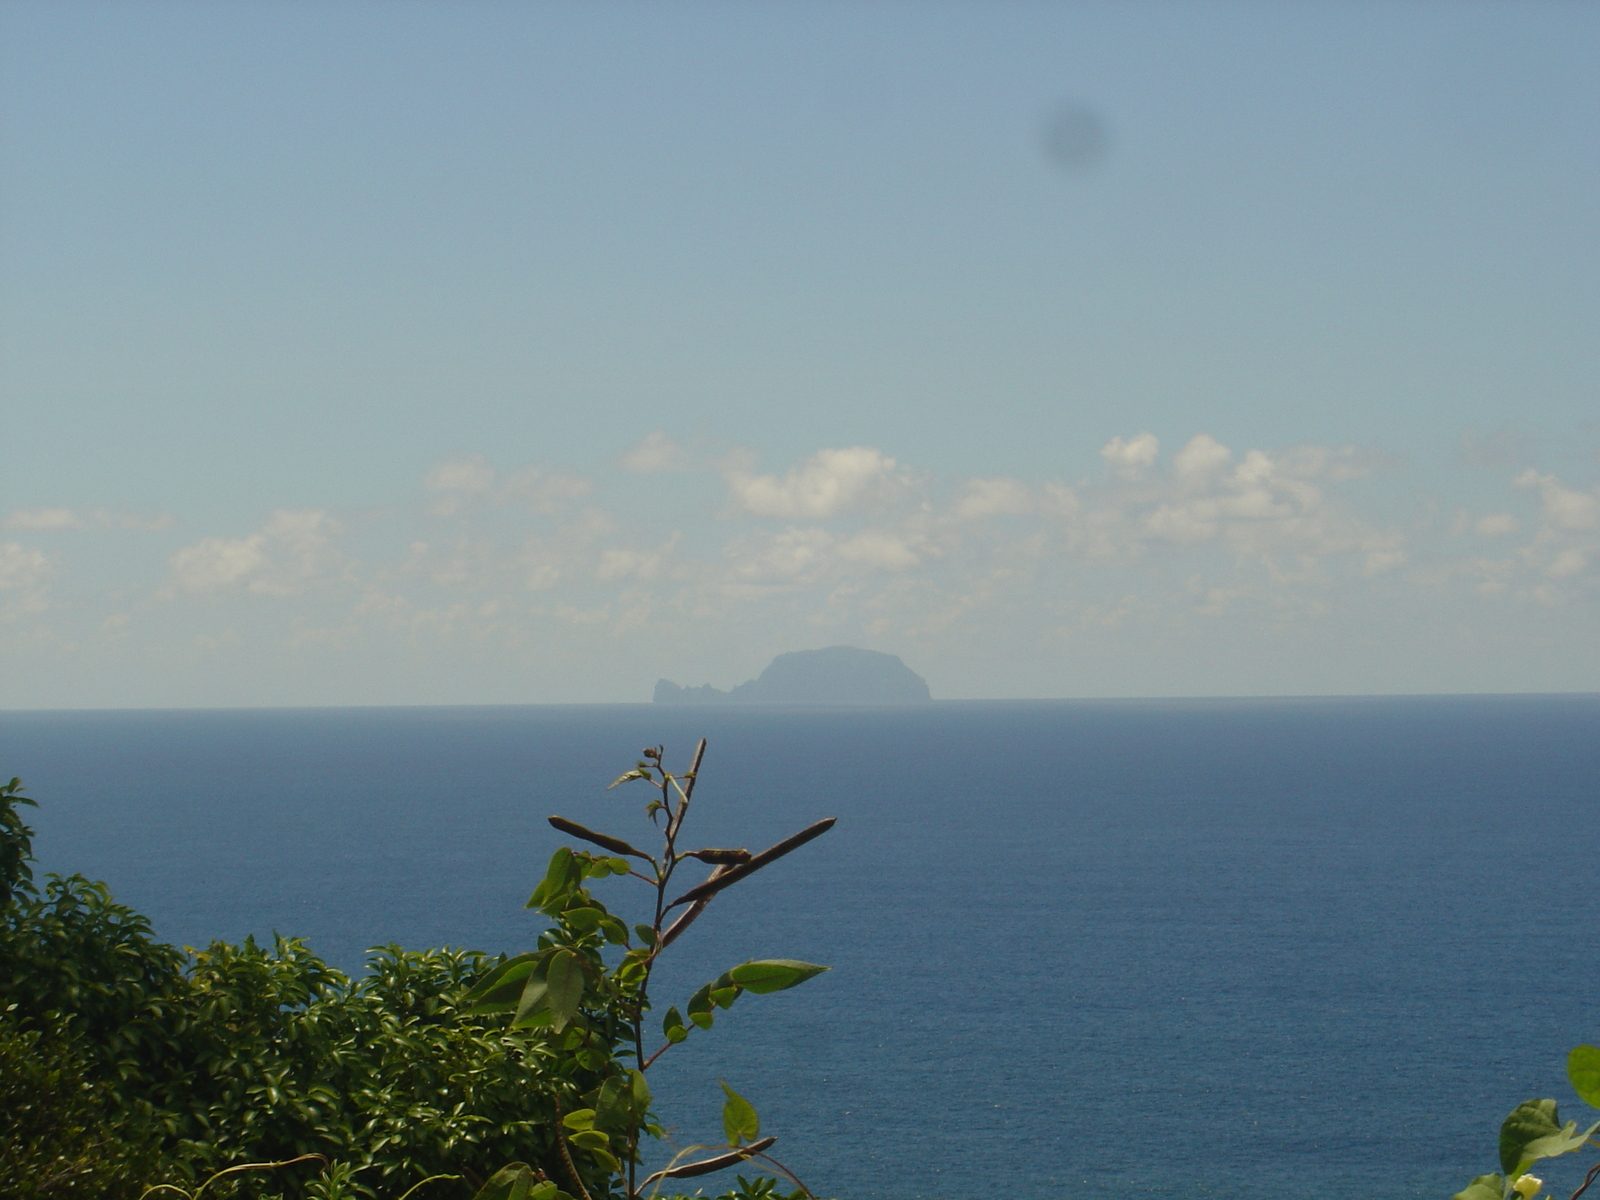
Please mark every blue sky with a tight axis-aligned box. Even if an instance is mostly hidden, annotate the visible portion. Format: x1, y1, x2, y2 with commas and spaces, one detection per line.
2, 0, 1597, 706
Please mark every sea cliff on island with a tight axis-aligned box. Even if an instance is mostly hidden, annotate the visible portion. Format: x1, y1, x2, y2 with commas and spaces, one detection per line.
653, 645, 932, 705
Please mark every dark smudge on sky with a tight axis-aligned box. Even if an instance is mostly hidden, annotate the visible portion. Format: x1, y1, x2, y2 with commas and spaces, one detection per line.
1040, 100, 1111, 170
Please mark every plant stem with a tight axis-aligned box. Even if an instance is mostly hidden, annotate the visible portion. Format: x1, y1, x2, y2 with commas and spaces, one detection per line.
754, 1153, 818, 1200
552, 1093, 596, 1200
1571, 1159, 1600, 1200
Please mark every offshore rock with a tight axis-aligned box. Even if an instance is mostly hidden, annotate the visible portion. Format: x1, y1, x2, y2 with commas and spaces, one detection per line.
653, 646, 932, 705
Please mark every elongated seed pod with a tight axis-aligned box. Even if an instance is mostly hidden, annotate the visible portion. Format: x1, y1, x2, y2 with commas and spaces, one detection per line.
665, 818, 835, 910
547, 816, 652, 861
684, 848, 752, 864
642, 1137, 777, 1183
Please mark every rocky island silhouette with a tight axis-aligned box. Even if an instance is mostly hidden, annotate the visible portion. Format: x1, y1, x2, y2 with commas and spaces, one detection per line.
653, 645, 932, 705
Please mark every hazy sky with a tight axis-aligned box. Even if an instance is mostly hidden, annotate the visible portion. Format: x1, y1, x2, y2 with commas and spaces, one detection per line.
2, 0, 1597, 706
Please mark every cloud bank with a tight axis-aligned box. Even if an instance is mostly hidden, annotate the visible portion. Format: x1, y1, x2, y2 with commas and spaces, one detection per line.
3, 432, 1598, 705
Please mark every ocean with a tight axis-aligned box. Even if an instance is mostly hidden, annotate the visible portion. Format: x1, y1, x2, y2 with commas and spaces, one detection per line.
3, 697, 1597, 1199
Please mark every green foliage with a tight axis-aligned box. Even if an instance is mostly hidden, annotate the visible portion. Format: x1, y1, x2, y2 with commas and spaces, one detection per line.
1568, 1047, 1600, 1110
0, 780, 587, 1197
718, 1085, 758, 1147
473, 741, 834, 1200
1, 776, 38, 908
1454, 1042, 1600, 1200
0, 1016, 162, 1199
0, 746, 835, 1200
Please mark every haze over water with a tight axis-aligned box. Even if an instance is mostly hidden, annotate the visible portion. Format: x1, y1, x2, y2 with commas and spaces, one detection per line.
6, 695, 1597, 1199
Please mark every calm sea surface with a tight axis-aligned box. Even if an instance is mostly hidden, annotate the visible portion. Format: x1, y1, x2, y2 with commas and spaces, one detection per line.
3, 698, 1598, 1199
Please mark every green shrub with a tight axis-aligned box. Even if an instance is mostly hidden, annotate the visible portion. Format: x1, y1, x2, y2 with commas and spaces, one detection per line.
0, 744, 835, 1200
0, 777, 575, 1198
0, 1016, 162, 1199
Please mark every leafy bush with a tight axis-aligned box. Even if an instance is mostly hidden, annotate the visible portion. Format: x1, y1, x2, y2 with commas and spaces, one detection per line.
0, 744, 837, 1200
0, 1016, 162, 1199
0, 777, 577, 1197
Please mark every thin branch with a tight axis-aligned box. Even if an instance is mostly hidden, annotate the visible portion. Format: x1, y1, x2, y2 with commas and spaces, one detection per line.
1571, 1158, 1600, 1200
393, 1175, 461, 1200
658, 895, 711, 948
552, 1094, 597, 1200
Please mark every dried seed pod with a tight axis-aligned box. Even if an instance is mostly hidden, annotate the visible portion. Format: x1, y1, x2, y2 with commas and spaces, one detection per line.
642, 1136, 777, 1183
666, 818, 836, 910
685, 848, 752, 865
547, 816, 652, 861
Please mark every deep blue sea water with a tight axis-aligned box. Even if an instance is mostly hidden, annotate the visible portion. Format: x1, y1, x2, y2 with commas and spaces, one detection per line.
3, 697, 1598, 1200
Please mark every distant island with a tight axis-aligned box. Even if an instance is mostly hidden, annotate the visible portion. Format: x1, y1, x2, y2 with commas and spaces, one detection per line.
654, 646, 932, 705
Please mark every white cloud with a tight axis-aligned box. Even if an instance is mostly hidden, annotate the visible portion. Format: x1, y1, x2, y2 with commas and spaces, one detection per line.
23, 434, 1600, 700
1517, 469, 1599, 532
504, 466, 593, 511
5, 508, 81, 531
1545, 548, 1588, 579
952, 478, 1034, 519
621, 432, 688, 474
835, 530, 930, 571
170, 535, 267, 592
1099, 433, 1159, 475
424, 454, 498, 516
4, 507, 173, 532
723, 527, 835, 586
1172, 433, 1234, 483
169, 510, 341, 595
596, 535, 680, 583
0, 543, 51, 591
725, 447, 905, 519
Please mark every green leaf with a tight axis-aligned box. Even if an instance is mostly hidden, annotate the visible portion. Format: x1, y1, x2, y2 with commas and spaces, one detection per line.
562, 1109, 596, 1131
1569, 1045, 1600, 1109
511, 975, 550, 1027
598, 917, 629, 945
1501, 1100, 1561, 1177
1499, 1099, 1600, 1178
628, 1067, 652, 1114
568, 1129, 610, 1151
545, 949, 585, 1032
633, 925, 658, 946
726, 959, 830, 995
528, 848, 580, 911
465, 953, 541, 1012
687, 983, 715, 1029
608, 857, 632, 875
1452, 1175, 1504, 1200
471, 1163, 535, 1200
663, 1006, 686, 1037
587, 1146, 621, 1175
525, 1184, 560, 1200
720, 1080, 760, 1145
563, 907, 603, 934
608, 769, 649, 789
